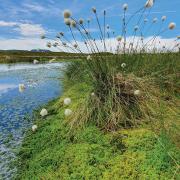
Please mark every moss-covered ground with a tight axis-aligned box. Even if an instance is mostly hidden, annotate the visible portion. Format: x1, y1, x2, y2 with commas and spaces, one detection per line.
16, 79, 179, 179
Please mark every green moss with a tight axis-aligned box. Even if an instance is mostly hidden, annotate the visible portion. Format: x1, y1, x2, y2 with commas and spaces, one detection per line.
16, 81, 179, 180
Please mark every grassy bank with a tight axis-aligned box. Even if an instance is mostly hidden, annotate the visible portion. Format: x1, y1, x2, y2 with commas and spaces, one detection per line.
16, 54, 180, 179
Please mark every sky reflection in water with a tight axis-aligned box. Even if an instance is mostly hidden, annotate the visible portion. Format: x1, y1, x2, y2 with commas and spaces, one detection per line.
0, 62, 65, 179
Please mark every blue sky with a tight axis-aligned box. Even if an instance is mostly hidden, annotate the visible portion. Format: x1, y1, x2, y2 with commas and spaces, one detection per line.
0, 0, 179, 50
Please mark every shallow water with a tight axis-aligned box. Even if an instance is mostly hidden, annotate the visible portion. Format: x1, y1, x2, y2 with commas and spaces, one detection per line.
0, 62, 65, 179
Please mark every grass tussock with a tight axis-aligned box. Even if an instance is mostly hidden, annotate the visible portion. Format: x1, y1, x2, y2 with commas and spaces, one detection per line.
66, 54, 180, 139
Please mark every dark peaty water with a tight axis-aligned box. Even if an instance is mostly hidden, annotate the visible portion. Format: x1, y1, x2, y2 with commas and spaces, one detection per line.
0, 62, 65, 179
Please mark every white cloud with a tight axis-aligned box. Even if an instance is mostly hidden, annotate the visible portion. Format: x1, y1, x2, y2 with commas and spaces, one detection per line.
0, 20, 46, 37
59, 36, 179, 53
0, 38, 48, 50
0, 36, 178, 52
23, 3, 46, 12
15, 24, 46, 37
0, 21, 17, 27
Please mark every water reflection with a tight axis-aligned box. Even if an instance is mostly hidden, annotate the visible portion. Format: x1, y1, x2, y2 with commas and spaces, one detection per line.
0, 62, 65, 179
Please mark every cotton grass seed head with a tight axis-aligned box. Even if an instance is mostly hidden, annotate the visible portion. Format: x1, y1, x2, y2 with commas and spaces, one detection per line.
64, 98, 71, 105
32, 125, 38, 132
19, 84, 25, 93
33, 59, 39, 64
134, 90, 141, 96
92, 7, 96, 13
59, 32, 64, 36
87, 55, 92, 60
73, 44, 78, 48
62, 42, 67, 46
63, 10, 72, 19
91, 92, 95, 96
145, 0, 154, 8
134, 25, 139, 31
168, 22, 176, 30
79, 18, 84, 25
64, 109, 72, 116
64, 18, 71, 26
71, 20, 76, 27
121, 63, 126, 68
161, 16, 166, 21
123, 3, 128, 11
41, 35, 46, 39
40, 108, 48, 117
47, 42, 51, 48
116, 36, 122, 42
144, 18, 148, 23
153, 18, 158, 23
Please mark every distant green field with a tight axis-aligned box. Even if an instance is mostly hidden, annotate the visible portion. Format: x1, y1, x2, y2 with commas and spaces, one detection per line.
0, 50, 83, 63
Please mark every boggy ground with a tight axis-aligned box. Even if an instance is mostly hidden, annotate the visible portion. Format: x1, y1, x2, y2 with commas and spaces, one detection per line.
16, 53, 180, 179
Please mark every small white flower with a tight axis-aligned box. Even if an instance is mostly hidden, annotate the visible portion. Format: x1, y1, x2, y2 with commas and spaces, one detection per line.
161, 16, 166, 21
79, 18, 84, 25
92, 7, 96, 13
134, 90, 141, 96
63, 10, 72, 19
64, 18, 71, 26
87, 55, 92, 60
168, 22, 176, 30
32, 125, 38, 132
123, 3, 128, 11
33, 59, 39, 64
153, 18, 158, 23
40, 108, 48, 117
134, 25, 139, 31
116, 36, 122, 42
19, 84, 25, 93
64, 109, 72, 116
145, 0, 154, 8
64, 98, 71, 105
121, 63, 126, 68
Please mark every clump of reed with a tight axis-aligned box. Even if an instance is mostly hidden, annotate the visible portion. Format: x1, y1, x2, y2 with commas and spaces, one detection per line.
42, 0, 179, 130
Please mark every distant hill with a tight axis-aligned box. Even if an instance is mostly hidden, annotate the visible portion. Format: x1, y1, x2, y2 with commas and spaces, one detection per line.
31, 49, 51, 52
